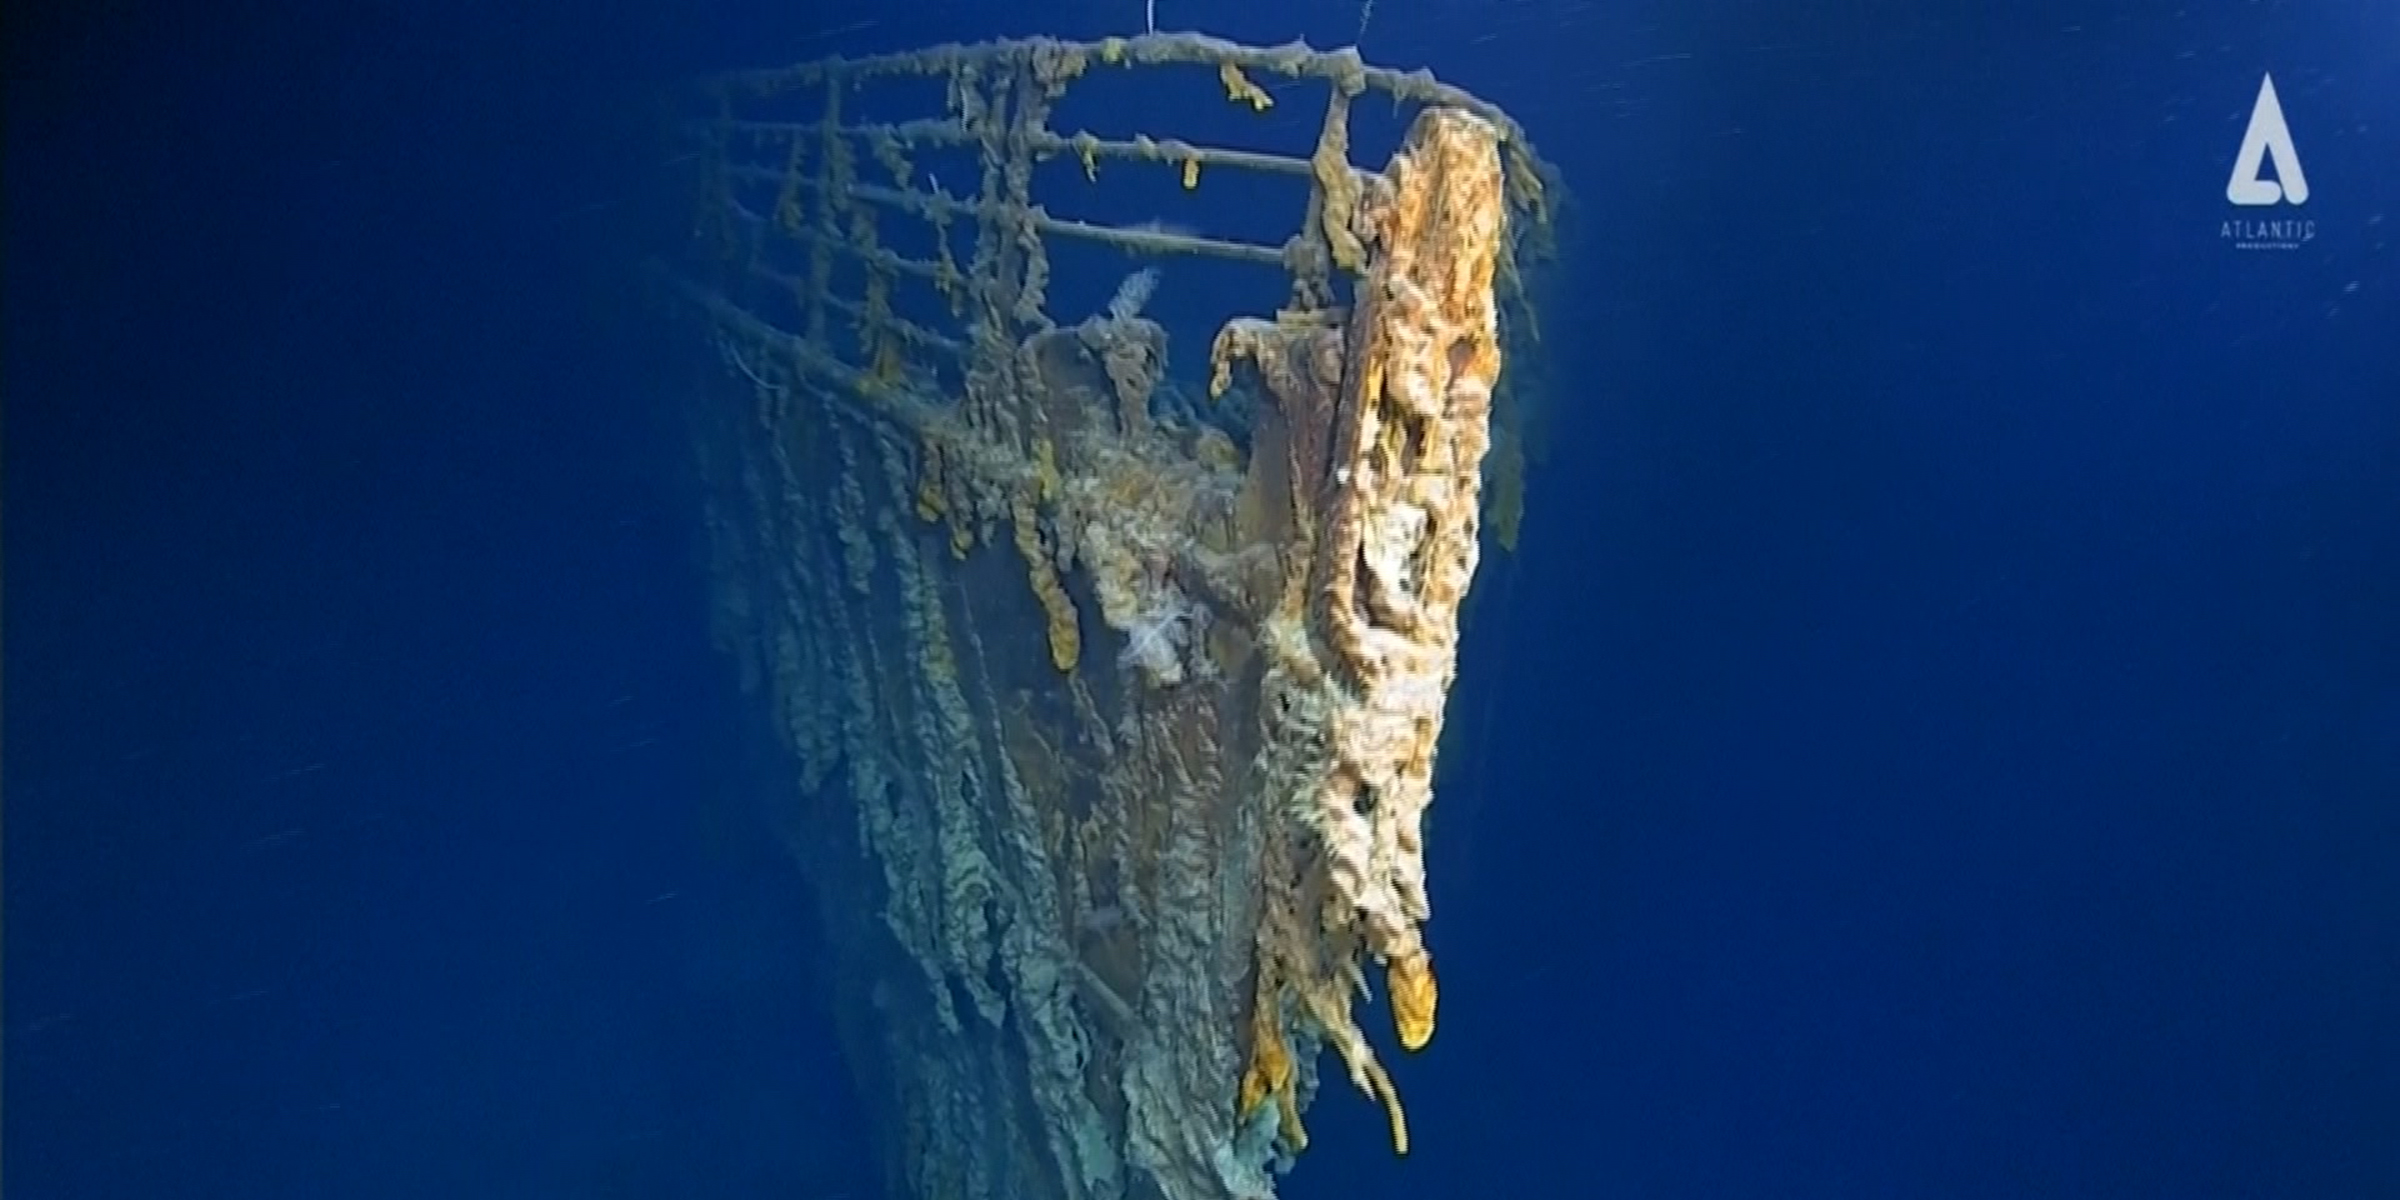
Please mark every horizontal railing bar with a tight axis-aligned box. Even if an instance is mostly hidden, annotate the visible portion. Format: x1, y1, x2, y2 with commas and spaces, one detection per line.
722, 171, 1289, 266
703, 33, 1533, 155
718, 118, 1317, 180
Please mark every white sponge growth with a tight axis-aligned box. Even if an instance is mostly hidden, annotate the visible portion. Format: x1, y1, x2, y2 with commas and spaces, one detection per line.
1115, 581, 1205, 687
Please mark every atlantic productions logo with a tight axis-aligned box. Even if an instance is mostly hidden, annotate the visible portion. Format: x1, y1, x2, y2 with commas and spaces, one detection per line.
2221, 73, 2314, 251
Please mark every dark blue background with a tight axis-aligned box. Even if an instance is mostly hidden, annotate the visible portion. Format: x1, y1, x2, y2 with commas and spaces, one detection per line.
8, 1, 2396, 1197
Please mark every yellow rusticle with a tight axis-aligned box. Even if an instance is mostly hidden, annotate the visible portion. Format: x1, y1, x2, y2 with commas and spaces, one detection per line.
1012, 496, 1081, 672
1031, 436, 1061, 503
1219, 62, 1274, 112
1387, 951, 1436, 1051
1237, 1002, 1308, 1151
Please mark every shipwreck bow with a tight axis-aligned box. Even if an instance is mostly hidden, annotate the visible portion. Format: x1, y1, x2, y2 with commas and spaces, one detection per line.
672, 32, 1556, 1200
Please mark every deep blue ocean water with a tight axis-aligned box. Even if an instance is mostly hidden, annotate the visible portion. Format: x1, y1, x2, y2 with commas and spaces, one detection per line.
8, 1, 2395, 1197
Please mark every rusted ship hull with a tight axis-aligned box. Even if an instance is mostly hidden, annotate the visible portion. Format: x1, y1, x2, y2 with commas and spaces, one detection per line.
675, 34, 1554, 1200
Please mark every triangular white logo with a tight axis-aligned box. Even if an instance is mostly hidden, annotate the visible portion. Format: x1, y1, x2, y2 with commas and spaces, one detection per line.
2226, 73, 2308, 206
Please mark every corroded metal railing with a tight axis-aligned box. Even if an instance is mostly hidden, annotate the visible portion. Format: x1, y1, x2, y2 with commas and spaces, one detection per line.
671, 31, 1557, 1200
